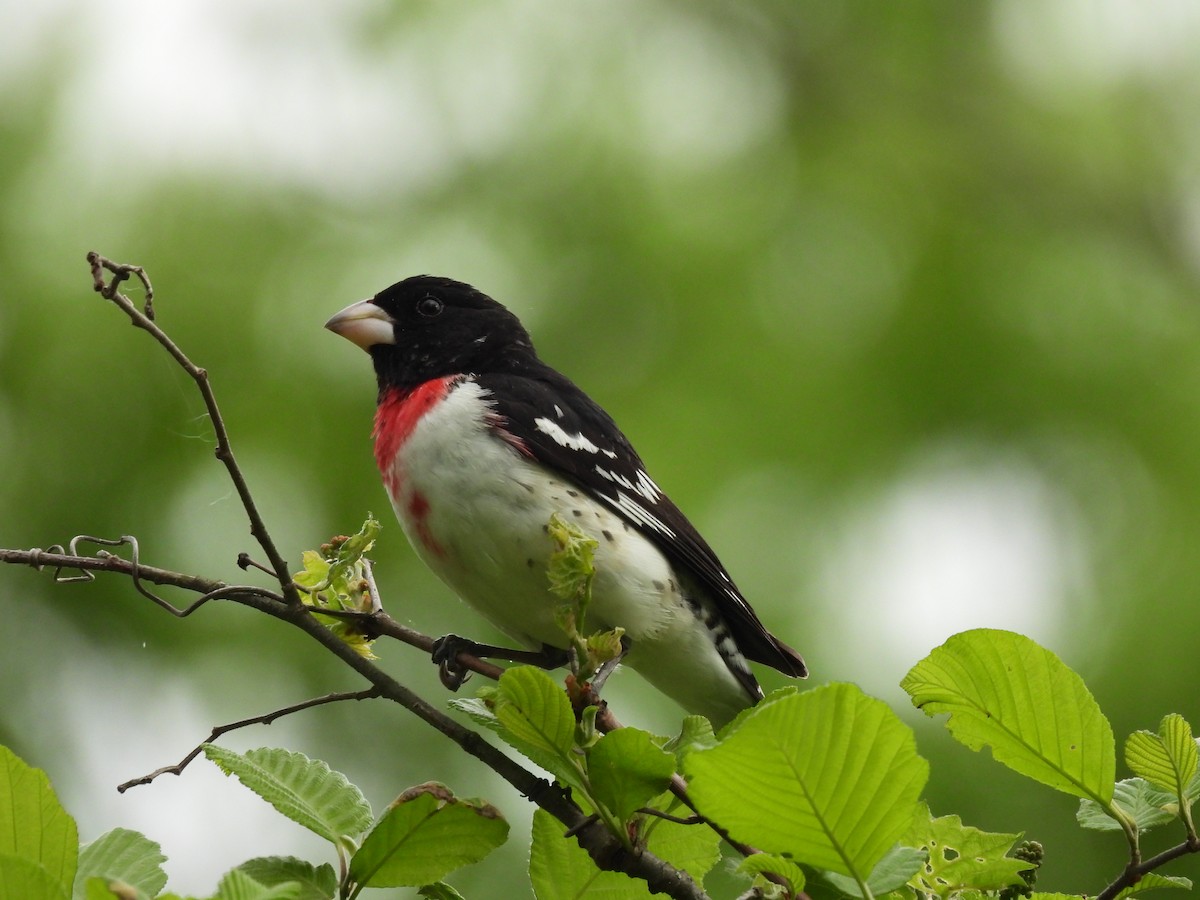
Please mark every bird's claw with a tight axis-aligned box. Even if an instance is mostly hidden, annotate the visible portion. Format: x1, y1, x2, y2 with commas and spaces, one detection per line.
432, 633, 476, 691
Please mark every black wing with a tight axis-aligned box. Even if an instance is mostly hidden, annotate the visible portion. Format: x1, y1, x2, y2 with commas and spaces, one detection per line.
476, 368, 806, 679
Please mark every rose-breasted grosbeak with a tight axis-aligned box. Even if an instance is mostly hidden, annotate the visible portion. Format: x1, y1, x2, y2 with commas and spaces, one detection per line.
326, 276, 805, 725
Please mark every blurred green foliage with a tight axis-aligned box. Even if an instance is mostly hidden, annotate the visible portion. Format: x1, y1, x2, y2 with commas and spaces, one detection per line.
3, 1, 1200, 895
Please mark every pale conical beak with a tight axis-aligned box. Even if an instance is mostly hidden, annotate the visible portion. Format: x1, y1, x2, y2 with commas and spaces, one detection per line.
324, 299, 396, 351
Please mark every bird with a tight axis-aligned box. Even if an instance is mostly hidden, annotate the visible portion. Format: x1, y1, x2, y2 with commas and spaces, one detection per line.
325, 276, 805, 726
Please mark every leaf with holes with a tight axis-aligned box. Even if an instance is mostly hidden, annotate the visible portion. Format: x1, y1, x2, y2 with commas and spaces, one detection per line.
904, 812, 1028, 896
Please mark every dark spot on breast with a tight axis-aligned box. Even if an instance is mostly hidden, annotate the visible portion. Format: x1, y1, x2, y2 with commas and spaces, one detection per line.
567, 489, 579, 498
652, 580, 664, 591
602, 530, 614, 542
623, 522, 631, 532
572, 509, 583, 518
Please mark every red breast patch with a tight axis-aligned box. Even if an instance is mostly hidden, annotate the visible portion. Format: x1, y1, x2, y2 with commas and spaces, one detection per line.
373, 377, 458, 487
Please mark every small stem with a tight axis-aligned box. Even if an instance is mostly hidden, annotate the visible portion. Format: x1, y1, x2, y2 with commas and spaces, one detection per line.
118, 688, 382, 792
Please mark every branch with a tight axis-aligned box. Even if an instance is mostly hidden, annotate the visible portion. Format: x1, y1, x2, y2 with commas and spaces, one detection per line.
2, 254, 712, 900
1096, 836, 1200, 900
118, 688, 384, 792
86, 251, 299, 605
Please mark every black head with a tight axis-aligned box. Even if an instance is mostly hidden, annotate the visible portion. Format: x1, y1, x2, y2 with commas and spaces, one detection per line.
326, 275, 538, 390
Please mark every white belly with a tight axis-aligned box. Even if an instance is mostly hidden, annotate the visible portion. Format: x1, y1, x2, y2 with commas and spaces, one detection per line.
384, 381, 679, 646
381, 379, 754, 724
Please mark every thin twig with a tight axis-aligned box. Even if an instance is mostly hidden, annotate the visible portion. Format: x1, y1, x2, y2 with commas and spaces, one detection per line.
118, 688, 384, 792
86, 251, 299, 605
636, 808, 703, 826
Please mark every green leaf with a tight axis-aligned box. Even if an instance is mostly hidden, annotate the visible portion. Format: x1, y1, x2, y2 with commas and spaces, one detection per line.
546, 512, 598, 605
1113, 872, 1193, 899
349, 783, 509, 888
0, 744, 78, 895
738, 854, 806, 894
74, 829, 167, 900
664, 716, 717, 761
82, 876, 150, 900
587, 728, 675, 821
214, 868, 302, 900
529, 808, 649, 900
490, 667, 587, 792
1126, 715, 1199, 801
0, 855, 71, 900
418, 883, 467, 900
637, 792, 721, 883
904, 812, 1028, 895
825, 844, 926, 897
294, 516, 383, 658
202, 746, 372, 846
685, 683, 928, 878
1077, 778, 1176, 833
902, 629, 1115, 803
236, 857, 336, 900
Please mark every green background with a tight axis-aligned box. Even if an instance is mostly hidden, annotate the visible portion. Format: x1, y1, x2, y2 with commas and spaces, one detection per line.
3, 1, 1200, 895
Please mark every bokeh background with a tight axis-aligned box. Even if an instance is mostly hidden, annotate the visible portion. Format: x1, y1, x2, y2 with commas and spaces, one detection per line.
3, 1, 1200, 895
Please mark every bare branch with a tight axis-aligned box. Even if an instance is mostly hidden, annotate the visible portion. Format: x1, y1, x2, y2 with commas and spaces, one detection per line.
118, 688, 384, 792
1, 542, 280, 609
86, 251, 298, 604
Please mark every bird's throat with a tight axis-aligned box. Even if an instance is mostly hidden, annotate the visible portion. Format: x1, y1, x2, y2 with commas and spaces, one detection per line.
373, 377, 460, 490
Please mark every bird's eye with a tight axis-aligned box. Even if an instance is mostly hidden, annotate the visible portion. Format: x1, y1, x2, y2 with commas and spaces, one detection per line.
416, 295, 444, 318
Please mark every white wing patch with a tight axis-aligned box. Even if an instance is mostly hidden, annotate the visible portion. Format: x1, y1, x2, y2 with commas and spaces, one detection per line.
534, 416, 602, 453
599, 490, 676, 539
635, 469, 662, 502
596, 464, 661, 503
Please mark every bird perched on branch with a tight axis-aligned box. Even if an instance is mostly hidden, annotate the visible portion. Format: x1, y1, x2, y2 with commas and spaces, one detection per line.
326, 277, 805, 725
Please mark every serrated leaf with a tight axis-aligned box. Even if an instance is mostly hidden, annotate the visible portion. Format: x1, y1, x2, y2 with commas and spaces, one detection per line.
1126, 715, 1198, 802
1114, 872, 1193, 899
825, 844, 926, 897
74, 829, 166, 900
0, 855, 71, 900
236, 857, 336, 900
1077, 778, 1176, 833
902, 629, 1115, 803
0, 744, 78, 895
905, 812, 1027, 895
349, 783, 508, 887
685, 683, 928, 878
490, 667, 587, 792
215, 868, 302, 900
588, 728, 675, 821
529, 808, 650, 900
203, 746, 372, 845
